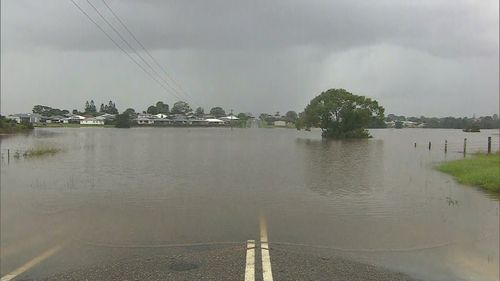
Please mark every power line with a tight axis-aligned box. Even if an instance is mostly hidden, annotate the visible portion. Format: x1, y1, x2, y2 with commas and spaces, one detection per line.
83, 0, 188, 103
69, 0, 184, 101
99, 0, 197, 103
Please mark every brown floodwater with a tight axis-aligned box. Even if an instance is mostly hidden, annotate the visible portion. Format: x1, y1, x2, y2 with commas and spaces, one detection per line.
1, 127, 499, 280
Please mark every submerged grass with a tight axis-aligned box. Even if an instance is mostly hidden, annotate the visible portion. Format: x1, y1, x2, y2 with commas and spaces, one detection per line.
24, 146, 62, 158
437, 153, 500, 192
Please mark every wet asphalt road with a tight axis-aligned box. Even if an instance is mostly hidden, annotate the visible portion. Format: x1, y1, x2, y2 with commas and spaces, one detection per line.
11, 244, 422, 281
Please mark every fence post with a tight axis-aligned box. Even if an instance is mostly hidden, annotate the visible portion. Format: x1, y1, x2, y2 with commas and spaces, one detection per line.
488, 137, 491, 154
463, 138, 467, 156
445, 140, 447, 153
428, 141, 431, 150
7, 149, 10, 162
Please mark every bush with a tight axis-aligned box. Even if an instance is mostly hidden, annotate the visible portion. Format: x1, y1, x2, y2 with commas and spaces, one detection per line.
115, 113, 131, 128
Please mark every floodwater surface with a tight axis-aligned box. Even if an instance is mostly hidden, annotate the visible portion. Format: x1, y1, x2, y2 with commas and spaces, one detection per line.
1, 128, 499, 280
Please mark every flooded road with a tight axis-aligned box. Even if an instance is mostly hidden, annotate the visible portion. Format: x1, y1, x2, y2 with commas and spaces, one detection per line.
1, 128, 499, 280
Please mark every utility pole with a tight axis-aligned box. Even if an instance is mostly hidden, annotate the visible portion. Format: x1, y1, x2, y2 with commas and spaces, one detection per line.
230, 109, 233, 130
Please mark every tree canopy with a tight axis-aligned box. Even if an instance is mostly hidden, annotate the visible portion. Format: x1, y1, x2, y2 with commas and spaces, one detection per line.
171, 101, 192, 115
146, 105, 159, 115
115, 112, 131, 128
146, 101, 169, 115
155, 101, 169, 114
285, 111, 298, 122
209, 107, 226, 118
100, 101, 118, 114
123, 108, 136, 116
302, 89, 384, 138
84, 100, 97, 114
195, 107, 205, 117
32, 105, 69, 117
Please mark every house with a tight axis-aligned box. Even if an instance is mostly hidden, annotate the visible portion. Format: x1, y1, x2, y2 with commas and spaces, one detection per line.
154, 113, 168, 119
153, 118, 172, 126
45, 115, 65, 124
81, 117, 105, 125
274, 120, 287, 127
220, 116, 239, 121
6, 114, 22, 123
137, 113, 155, 119
7, 113, 42, 124
385, 121, 395, 128
171, 115, 190, 125
65, 115, 85, 124
96, 113, 116, 121
135, 117, 154, 125
206, 118, 225, 125
191, 119, 209, 126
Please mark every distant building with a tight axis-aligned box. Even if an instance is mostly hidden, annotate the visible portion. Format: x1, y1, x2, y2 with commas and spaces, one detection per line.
135, 117, 154, 125
65, 115, 85, 124
274, 120, 287, 127
220, 116, 239, 121
45, 115, 65, 124
154, 113, 168, 119
206, 118, 225, 125
7, 113, 42, 124
403, 121, 418, 128
385, 121, 395, 128
81, 117, 104, 125
95, 113, 116, 121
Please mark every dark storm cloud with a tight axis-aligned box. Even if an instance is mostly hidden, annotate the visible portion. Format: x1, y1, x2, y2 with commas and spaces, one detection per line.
3, 0, 497, 57
1, 0, 498, 116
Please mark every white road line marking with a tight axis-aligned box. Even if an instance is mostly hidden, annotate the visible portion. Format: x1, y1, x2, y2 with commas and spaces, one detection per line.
260, 214, 273, 281
244, 240, 255, 281
0, 244, 62, 281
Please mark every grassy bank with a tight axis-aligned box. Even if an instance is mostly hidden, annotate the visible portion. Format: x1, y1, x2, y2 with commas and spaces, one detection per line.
437, 153, 500, 192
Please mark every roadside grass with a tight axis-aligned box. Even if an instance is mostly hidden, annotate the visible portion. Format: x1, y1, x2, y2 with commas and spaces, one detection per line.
24, 146, 63, 158
437, 153, 500, 192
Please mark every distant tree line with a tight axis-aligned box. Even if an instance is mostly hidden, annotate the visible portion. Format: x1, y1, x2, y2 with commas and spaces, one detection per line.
259, 111, 298, 125
32, 105, 70, 117
384, 114, 500, 129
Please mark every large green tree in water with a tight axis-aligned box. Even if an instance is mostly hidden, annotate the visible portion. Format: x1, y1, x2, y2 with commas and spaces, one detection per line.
303, 89, 384, 138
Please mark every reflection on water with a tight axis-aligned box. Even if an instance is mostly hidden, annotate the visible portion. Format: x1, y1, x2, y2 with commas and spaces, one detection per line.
1, 128, 498, 281
297, 138, 384, 197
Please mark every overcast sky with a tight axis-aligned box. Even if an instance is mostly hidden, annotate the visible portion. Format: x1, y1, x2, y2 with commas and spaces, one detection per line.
1, 0, 498, 116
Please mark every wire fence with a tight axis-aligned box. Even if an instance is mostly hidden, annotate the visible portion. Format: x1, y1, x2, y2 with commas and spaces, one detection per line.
414, 136, 499, 154
0, 148, 32, 162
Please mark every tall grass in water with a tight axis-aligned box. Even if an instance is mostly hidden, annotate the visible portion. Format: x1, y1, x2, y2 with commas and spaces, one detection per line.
24, 147, 62, 158
437, 153, 500, 192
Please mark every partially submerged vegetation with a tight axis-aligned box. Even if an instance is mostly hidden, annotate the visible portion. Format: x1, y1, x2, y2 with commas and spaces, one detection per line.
298, 88, 385, 138
24, 147, 62, 158
437, 153, 500, 192
10, 147, 63, 159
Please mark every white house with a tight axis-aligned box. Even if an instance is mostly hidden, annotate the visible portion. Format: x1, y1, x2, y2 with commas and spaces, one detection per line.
81, 117, 104, 125
64, 115, 85, 124
220, 116, 239, 121
274, 120, 287, 127
206, 118, 225, 125
155, 113, 168, 119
